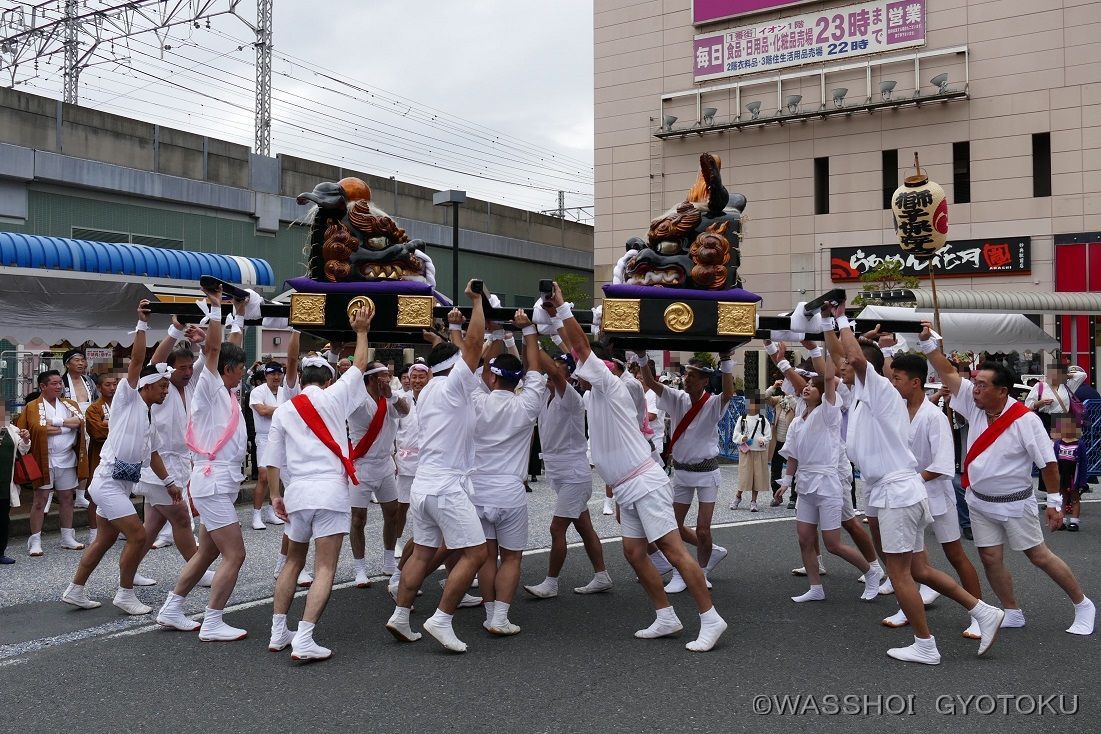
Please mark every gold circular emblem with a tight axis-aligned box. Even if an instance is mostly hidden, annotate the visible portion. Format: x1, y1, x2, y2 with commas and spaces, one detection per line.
664, 302, 694, 332
347, 296, 376, 321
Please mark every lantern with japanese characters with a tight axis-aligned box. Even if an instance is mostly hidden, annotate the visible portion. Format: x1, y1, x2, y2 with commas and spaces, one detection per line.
891, 154, 948, 260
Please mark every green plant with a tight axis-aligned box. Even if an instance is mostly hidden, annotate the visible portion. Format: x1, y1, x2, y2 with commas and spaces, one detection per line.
852, 260, 919, 306
691, 351, 717, 368
556, 272, 593, 309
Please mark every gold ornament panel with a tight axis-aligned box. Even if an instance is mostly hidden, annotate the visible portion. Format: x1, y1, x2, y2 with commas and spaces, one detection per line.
289, 293, 326, 326
396, 295, 435, 328
603, 299, 641, 332
663, 302, 695, 332
716, 302, 756, 336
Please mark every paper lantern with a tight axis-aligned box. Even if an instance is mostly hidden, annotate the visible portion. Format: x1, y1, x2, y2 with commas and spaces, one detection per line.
891, 155, 948, 260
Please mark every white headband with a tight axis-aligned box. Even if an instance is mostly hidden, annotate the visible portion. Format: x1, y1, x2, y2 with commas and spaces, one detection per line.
409, 363, 431, 374
431, 353, 461, 374
302, 355, 336, 377
685, 363, 715, 375
138, 362, 174, 388
364, 366, 388, 376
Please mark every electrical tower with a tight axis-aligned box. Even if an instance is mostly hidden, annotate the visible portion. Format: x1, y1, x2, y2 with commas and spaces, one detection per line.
0, 0, 273, 155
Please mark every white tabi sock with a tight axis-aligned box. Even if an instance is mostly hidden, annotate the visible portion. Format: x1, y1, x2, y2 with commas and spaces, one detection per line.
429, 609, 453, 625
492, 602, 510, 628
792, 585, 826, 603
274, 553, 287, 577
1067, 597, 1096, 635
203, 607, 223, 626
635, 606, 683, 639
484, 601, 497, 624
686, 607, 728, 652
353, 557, 368, 575
392, 606, 411, 624
383, 549, 396, 566
272, 613, 288, 632
295, 620, 315, 641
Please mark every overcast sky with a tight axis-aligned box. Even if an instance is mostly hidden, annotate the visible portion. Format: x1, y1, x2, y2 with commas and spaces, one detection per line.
11, 0, 595, 215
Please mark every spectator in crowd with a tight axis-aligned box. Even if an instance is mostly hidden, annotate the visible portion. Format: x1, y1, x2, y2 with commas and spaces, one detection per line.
1024, 363, 1071, 432
2, 401, 32, 565
60, 348, 98, 414
765, 379, 797, 508
15, 370, 89, 555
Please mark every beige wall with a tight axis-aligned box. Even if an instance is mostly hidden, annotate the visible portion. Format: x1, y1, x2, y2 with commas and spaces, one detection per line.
595, 0, 1101, 313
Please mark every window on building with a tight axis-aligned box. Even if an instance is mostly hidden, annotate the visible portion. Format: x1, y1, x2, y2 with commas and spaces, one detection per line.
1033, 132, 1051, 198
952, 142, 970, 204
882, 149, 898, 209
814, 157, 829, 215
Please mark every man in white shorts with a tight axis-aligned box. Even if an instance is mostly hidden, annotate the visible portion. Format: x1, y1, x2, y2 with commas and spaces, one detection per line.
264, 305, 372, 662
348, 361, 409, 586
881, 352, 984, 638
638, 352, 734, 593
156, 284, 251, 642
469, 310, 546, 635
132, 321, 217, 588
823, 296, 1004, 665
550, 283, 727, 652
922, 322, 1095, 636
525, 348, 611, 600
385, 281, 489, 653
62, 299, 182, 614
389, 361, 430, 595
248, 361, 292, 530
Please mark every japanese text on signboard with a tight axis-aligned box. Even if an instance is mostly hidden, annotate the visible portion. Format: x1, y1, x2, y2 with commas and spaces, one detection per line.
693, 0, 926, 82
830, 240, 1032, 282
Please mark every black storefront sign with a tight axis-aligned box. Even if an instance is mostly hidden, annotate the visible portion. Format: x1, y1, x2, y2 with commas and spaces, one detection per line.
830, 237, 1031, 282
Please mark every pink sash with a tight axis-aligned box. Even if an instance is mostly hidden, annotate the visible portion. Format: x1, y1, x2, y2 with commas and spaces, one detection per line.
185, 386, 241, 476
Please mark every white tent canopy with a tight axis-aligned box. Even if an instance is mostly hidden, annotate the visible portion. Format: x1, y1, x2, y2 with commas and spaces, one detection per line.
856, 305, 1059, 352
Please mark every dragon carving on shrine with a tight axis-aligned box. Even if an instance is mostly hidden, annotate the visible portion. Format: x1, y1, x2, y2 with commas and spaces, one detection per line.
613, 153, 747, 290
297, 177, 436, 285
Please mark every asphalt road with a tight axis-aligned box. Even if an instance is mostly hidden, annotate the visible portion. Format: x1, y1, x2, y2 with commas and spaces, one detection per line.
1, 470, 1097, 733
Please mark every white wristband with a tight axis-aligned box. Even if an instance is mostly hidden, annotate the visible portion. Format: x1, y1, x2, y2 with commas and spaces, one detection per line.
776, 475, 793, 489
807, 347, 823, 359
133, 320, 149, 333
167, 324, 185, 341
776, 359, 792, 373
163, 477, 175, 487
835, 315, 852, 331
521, 325, 537, 337
720, 359, 735, 374
556, 303, 574, 321
491, 329, 506, 342
765, 342, 779, 356
916, 338, 939, 354
1046, 493, 1064, 511
448, 323, 463, 332
821, 317, 836, 332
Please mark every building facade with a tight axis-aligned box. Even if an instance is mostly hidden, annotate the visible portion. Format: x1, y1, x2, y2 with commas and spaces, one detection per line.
595, 0, 1101, 374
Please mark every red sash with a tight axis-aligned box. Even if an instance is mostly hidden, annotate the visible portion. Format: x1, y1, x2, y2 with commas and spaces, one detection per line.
663, 392, 711, 462
290, 393, 359, 484
961, 400, 1031, 489
350, 396, 387, 462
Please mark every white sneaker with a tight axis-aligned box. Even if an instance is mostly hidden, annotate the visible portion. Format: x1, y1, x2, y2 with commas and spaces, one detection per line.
297, 570, 313, 588
458, 593, 483, 608
61, 584, 101, 609
887, 640, 941, 665
291, 635, 332, 662
574, 573, 613, 595
250, 510, 266, 531
132, 573, 157, 587
354, 569, 371, 589
262, 506, 285, 526
423, 616, 468, 652
731, 497, 742, 510
881, 609, 909, 628
198, 569, 215, 588
524, 579, 559, 599
749, 501, 759, 513
268, 627, 295, 652
152, 535, 174, 549
602, 497, 614, 515
199, 620, 248, 642
112, 589, 153, 616
663, 570, 687, 594
27, 535, 44, 557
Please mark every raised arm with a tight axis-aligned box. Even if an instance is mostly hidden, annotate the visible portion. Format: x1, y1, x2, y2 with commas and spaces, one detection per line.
825, 297, 868, 382
201, 285, 224, 375
918, 320, 961, 396
128, 300, 151, 389
285, 329, 301, 389
513, 309, 543, 373
226, 295, 247, 347
150, 315, 184, 366
547, 281, 590, 362
766, 340, 807, 393
637, 351, 664, 397
719, 347, 736, 409
350, 301, 372, 372
461, 280, 487, 371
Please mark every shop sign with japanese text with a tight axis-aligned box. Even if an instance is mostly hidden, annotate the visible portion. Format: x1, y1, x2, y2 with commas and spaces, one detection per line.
830, 239, 1032, 282
693, 0, 926, 82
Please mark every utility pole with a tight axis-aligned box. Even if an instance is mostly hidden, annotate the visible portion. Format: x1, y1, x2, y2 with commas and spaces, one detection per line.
61, 0, 78, 104
253, 0, 273, 156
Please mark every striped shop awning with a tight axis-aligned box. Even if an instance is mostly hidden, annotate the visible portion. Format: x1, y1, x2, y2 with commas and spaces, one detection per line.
862, 289, 1101, 315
